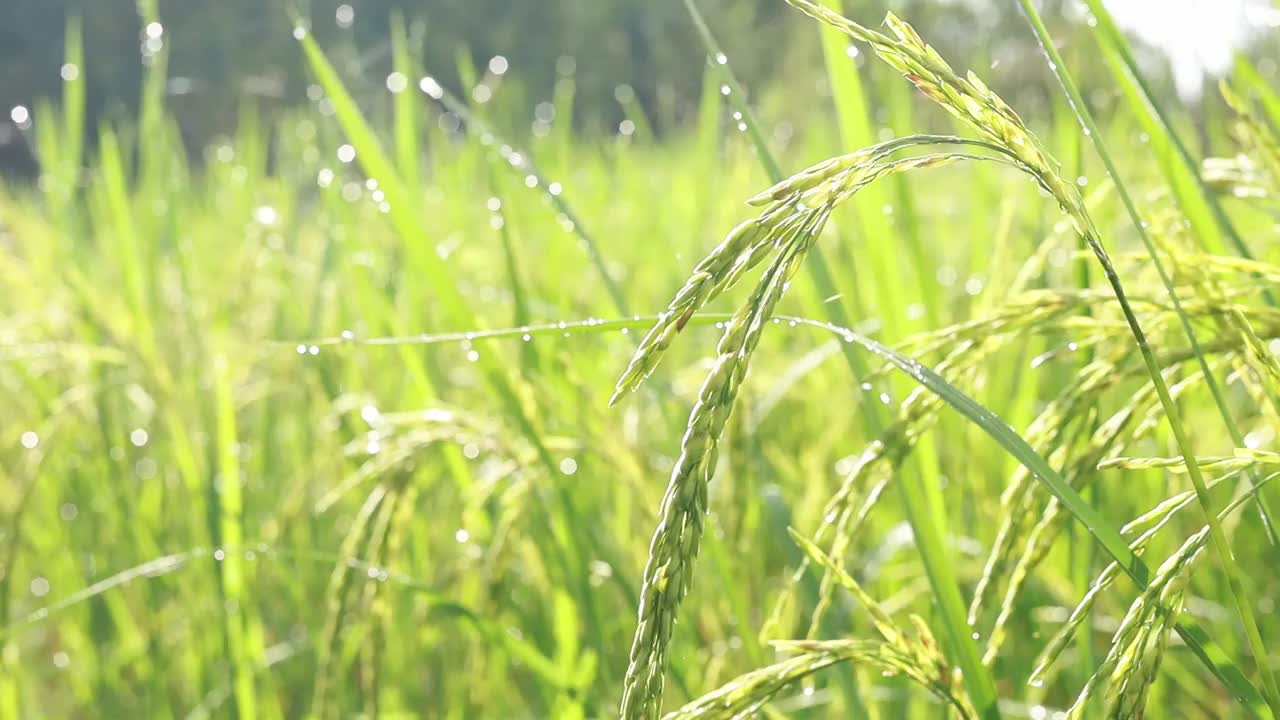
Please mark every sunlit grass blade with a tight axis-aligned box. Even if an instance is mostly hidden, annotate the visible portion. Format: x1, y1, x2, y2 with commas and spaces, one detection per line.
1078, 0, 1280, 546
785, 315, 1270, 717
213, 352, 259, 720
294, 24, 474, 327
52, 13, 85, 213
418, 75, 630, 315
389, 11, 420, 186
1079, 0, 1258, 263
295, 21, 627, 683
814, 0, 909, 339
1015, 4, 1280, 713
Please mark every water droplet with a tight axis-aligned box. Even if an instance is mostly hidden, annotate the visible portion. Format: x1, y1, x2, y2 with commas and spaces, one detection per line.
9, 105, 30, 129
385, 72, 408, 93
524, 174, 538, 188
130, 428, 149, 447
335, 4, 354, 28
521, 333, 532, 342
720, 84, 731, 96
463, 443, 480, 459
337, 144, 356, 163
20, 431, 39, 449
845, 45, 860, 58
292, 26, 308, 40
135, 458, 157, 479
488, 55, 509, 75
619, 119, 636, 136
714, 52, 728, 65
253, 205, 279, 226
472, 85, 493, 104
466, 350, 480, 363
29, 577, 50, 597
548, 181, 563, 196
60, 63, 79, 82
559, 457, 579, 475
455, 528, 471, 543
419, 76, 444, 99
214, 549, 226, 561
1076, 175, 1088, 187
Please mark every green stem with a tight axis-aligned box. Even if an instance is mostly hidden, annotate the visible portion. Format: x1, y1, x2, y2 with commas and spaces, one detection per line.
1080, 0, 1278, 544
1016, 2, 1280, 716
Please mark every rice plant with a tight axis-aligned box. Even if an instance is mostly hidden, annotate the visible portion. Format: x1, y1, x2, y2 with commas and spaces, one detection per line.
1, 2, 1278, 719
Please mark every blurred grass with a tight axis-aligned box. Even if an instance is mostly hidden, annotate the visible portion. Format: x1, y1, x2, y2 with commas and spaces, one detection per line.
1, 4, 1279, 719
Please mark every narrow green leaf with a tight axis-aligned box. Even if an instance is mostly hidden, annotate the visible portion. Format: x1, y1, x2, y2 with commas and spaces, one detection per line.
799, 315, 1271, 717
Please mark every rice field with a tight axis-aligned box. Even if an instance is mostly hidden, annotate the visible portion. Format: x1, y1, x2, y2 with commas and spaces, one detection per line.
2, 1, 1280, 718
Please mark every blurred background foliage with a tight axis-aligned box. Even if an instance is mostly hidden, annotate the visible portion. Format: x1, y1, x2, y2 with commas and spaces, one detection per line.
4, 0, 1275, 178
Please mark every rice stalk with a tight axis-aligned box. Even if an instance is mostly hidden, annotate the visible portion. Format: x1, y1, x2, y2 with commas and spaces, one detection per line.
658, 644, 853, 720
662, 633, 975, 720
1031, 470, 1280, 685
802, 347, 983, 640
355, 486, 399, 716
1012, 4, 1280, 707
969, 353, 1134, 626
1064, 529, 1207, 719
789, 530, 906, 647
310, 483, 389, 719
611, 136, 1014, 404
981, 380, 1160, 665
619, 208, 830, 719
616, 119, 1025, 719
781, 2, 1277, 709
